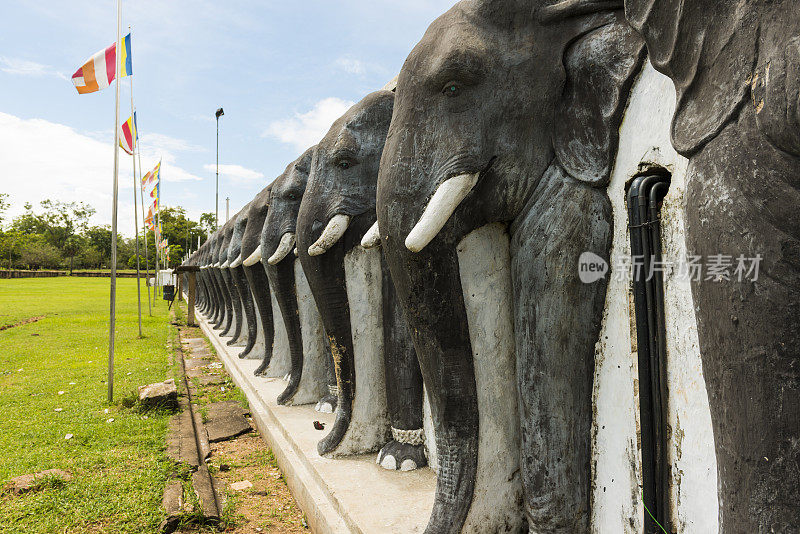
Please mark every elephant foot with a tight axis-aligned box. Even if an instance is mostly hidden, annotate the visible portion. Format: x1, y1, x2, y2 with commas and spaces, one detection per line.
253, 359, 269, 376
377, 428, 427, 471
314, 392, 338, 413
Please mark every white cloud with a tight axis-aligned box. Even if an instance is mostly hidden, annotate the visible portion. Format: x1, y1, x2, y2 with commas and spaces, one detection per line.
0, 112, 203, 236
334, 57, 366, 75
263, 97, 354, 152
202, 163, 264, 184
0, 56, 66, 79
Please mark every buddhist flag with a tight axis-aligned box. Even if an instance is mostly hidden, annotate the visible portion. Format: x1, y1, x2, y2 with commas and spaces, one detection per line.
150, 181, 160, 200
119, 33, 132, 77
119, 112, 137, 155
142, 161, 161, 190
71, 34, 131, 95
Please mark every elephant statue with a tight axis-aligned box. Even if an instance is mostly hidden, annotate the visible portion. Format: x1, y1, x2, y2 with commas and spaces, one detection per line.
223, 206, 253, 348
239, 185, 278, 374
261, 147, 336, 407
625, 0, 800, 530
214, 218, 238, 337
295, 90, 427, 469
376, 0, 645, 531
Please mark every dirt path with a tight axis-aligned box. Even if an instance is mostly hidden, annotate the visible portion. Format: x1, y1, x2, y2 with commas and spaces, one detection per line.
174, 311, 308, 533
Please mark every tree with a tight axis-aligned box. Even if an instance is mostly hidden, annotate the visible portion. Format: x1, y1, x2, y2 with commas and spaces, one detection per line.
10, 199, 95, 253
63, 235, 86, 274
19, 237, 62, 269
199, 212, 217, 236
0, 193, 9, 227
85, 226, 112, 264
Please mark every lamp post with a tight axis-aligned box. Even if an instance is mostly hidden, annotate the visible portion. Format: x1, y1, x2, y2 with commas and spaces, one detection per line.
215, 107, 224, 230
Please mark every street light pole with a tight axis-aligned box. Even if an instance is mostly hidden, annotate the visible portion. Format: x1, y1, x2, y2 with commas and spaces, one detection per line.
215, 107, 224, 230
226, 196, 230, 223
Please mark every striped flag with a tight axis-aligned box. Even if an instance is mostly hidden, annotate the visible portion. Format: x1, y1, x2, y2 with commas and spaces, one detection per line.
72, 42, 116, 94
119, 33, 132, 77
150, 180, 160, 200
142, 161, 161, 189
119, 112, 137, 155
71, 34, 131, 95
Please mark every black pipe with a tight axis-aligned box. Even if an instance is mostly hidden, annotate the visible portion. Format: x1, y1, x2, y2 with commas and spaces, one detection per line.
627, 172, 671, 534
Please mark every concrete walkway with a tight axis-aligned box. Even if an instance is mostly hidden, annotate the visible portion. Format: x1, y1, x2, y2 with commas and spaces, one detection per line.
196, 308, 436, 534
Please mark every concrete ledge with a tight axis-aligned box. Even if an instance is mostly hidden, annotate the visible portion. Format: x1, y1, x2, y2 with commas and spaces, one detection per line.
197, 310, 435, 533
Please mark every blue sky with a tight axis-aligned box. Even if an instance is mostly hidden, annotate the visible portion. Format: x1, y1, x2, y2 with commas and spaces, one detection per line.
0, 0, 457, 237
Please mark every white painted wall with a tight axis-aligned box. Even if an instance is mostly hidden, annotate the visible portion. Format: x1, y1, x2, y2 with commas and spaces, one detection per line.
265, 268, 291, 378
591, 61, 717, 533
245, 281, 266, 360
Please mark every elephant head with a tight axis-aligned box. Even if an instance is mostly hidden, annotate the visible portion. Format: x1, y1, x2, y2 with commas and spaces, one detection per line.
295, 90, 395, 455
261, 146, 317, 404
377, 0, 644, 531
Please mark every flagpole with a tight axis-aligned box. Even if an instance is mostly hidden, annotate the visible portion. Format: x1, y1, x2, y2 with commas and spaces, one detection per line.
153, 159, 161, 305
135, 115, 152, 315
128, 27, 143, 338
108, 0, 121, 403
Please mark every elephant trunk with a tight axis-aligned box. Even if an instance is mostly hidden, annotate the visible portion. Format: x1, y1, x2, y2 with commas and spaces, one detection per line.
232, 265, 257, 356
381, 238, 478, 534
299, 240, 355, 455
267, 257, 304, 405
244, 263, 275, 375
219, 269, 236, 336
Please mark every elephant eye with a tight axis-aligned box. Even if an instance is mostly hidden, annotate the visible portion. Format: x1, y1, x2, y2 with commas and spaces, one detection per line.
442, 81, 461, 97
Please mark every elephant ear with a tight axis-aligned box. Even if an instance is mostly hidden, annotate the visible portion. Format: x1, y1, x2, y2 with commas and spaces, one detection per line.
553, 17, 645, 187
624, 0, 758, 156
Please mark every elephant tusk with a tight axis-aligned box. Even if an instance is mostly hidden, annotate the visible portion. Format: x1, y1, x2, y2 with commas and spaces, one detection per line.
405, 172, 479, 253
242, 246, 262, 267
294, 247, 298, 256
213, 262, 221, 268
230, 254, 243, 268
360, 220, 381, 249
221, 259, 230, 268
308, 214, 351, 256
267, 232, 296, 265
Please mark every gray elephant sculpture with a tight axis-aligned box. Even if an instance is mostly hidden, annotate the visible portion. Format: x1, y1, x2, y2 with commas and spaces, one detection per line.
261, 147, 337, 407
295, 90, 427, 469
239, 185, 277, 375
625, 0, 800, 531
376, 0, 645, 531
222, 206, 254, 348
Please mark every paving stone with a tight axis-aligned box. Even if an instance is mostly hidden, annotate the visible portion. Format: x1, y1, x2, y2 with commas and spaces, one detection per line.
159, 480, 183, 533
138, 379, 178, 409
166, 409, 210, 467
230, 480, 253, 491
183, 358, 208, 370
3, 469, 72, 495
205, 401, 251, 443
191, 465, 221, 521
191, 374, 226, 387
186, 367, 219, 379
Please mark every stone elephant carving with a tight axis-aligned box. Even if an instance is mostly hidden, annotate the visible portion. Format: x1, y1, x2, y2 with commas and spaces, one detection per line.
295, 90, 427, 469
261, 147, 336, 407
625, 0, 800, 531
213, 217, 238, 336
223, 205, 255, 349
376, 0, 645, 531
239, 185, 278, 375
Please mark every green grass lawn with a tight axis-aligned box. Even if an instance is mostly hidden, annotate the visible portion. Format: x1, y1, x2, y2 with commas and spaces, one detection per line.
0, 277, 175, 533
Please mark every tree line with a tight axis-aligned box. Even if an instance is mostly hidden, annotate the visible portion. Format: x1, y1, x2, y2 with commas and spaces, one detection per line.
0, 193, 215, 272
